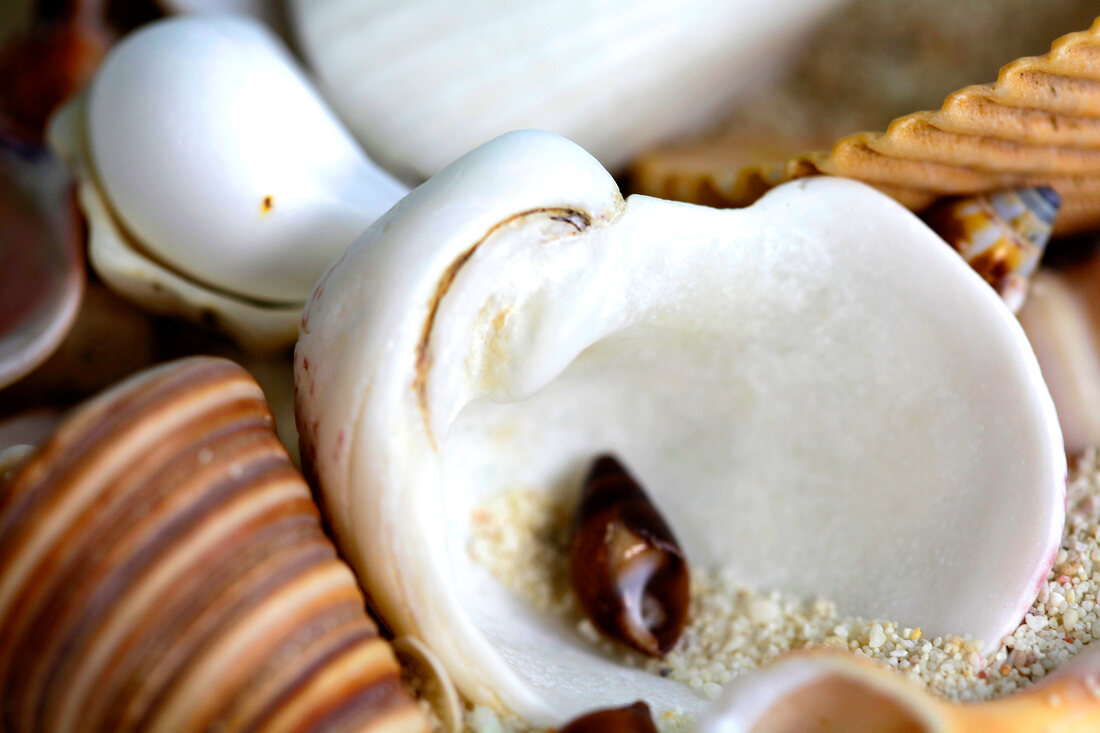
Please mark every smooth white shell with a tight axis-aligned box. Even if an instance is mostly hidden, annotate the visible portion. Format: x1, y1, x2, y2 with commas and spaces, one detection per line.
296, 131, 1064, 725
85, 15, 406, 304
47, 16, 410, 350
289, 0, 843, 181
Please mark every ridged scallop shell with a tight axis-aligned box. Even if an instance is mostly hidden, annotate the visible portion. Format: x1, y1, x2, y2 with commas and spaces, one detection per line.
0, 357, 429, 733
697, 646, 1100, 732
632, 18, 1100, 236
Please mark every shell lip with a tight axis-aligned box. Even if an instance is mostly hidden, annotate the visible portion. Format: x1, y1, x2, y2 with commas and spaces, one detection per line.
697, 650, 949, 733
46, 94, 303, 353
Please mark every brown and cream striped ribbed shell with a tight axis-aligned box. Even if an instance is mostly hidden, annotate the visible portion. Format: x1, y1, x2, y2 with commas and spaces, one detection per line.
0, 356, 429, 733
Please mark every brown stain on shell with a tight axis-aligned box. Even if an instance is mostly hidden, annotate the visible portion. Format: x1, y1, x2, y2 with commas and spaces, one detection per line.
413, 207, 589, 447
0, 357, 430, 733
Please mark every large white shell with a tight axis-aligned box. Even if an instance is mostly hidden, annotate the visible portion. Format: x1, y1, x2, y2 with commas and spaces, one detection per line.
288, 0, 843, 182
296, 131, 1064, 725
48, 16, 408, 350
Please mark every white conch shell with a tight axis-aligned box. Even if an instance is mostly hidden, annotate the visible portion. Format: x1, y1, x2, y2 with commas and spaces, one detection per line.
295, 131, 1064, 726
697, 646, 1100, 732
48, 16, 408, 351
288, 0, 844, 182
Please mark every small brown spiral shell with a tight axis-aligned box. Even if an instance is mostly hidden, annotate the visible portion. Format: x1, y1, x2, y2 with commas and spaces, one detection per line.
0, 356, 429, 733
570, 455, 690, 657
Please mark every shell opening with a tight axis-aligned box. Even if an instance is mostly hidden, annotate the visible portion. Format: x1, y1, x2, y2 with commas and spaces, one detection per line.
416, 185, 1061, 721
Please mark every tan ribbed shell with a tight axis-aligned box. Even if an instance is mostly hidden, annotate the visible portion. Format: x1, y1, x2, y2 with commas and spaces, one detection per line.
0, 357, 429, 733
632, 18, 1100, 236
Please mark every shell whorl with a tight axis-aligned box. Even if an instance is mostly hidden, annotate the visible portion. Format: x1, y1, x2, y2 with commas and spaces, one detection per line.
0, 357, 429, 733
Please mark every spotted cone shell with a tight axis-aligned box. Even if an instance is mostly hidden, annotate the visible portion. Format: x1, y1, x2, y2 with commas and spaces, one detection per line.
633, 18, 1100, 236
0, 357, 429, 733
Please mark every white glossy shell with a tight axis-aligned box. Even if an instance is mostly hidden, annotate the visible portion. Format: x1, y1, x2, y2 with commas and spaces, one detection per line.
296, 131, 1065, 726
289, 0, 843, 182
48, 16, 408, 350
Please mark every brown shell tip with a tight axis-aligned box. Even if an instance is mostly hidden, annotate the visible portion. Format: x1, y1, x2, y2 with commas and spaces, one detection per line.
570, 454, 690, 656
559, 701, 659, 733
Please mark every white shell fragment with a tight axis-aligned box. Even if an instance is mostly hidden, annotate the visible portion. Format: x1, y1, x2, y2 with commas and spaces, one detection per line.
288, 0, 843, 182
295, 131, 1065, 726
48, 15, 408, 350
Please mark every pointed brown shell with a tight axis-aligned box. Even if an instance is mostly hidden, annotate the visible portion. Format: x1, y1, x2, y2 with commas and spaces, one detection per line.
559, 701, 659, 733
0, 357, 430, 733
570, 455, 689, 656
632, 18, 1100, 236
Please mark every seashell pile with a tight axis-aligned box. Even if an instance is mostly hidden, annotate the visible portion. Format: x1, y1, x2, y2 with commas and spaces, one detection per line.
5, 5, 1100, 733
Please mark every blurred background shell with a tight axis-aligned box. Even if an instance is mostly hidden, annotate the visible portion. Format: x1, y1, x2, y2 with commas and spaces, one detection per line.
0, 153, 84, 391
0, 357, 429, 733
287, 0, 844, 182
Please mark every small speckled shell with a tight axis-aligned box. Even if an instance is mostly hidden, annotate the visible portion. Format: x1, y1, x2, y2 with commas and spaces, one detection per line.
923, 187, 1059, 312
632, 18, 1100, 236
0, 357, 429, 733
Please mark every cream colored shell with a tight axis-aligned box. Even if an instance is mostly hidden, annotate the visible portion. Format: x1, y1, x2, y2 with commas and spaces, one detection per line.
698, 646, 1100, 732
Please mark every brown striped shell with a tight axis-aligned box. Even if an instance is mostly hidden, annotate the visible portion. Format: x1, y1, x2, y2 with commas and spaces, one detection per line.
632, 18, 1100, 236
0, 356, 430, 733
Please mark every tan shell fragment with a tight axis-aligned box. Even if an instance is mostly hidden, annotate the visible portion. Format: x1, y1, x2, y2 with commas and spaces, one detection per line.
698, 646, 1100, 733
0, 357, 429, 733
632, 18, 1100, 236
